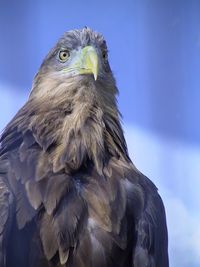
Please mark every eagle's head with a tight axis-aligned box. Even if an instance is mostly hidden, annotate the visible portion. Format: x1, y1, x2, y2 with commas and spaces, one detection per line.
31, 27, 117, 102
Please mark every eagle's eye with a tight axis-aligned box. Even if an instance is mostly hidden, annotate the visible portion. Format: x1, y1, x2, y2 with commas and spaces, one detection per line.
102, 51, 108, 61
59, 50, 70, 62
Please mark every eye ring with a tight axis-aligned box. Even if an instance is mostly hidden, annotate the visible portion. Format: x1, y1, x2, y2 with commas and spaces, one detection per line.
59, 50, 70, 62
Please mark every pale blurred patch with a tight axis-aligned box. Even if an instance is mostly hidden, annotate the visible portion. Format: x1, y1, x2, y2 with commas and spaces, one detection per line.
0, 82, 28, 131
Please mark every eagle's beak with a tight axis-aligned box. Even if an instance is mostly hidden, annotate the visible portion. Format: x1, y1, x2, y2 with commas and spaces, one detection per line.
78, 46, 99, 80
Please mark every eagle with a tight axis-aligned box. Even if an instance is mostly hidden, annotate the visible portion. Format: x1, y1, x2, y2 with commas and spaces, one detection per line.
0, 28, 168, 267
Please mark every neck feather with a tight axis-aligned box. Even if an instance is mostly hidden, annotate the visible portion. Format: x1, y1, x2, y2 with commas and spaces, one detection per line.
3, 78, 130, 174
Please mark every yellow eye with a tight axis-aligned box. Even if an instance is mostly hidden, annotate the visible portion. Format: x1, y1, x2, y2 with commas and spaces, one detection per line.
59, 50, 69, 62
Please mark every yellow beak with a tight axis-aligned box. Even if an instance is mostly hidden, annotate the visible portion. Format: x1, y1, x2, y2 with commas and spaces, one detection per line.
78, 46, 99, 80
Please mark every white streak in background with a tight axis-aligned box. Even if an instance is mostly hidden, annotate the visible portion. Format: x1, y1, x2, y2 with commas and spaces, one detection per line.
124, 125, 200, 267
0, 82, 28, 131
1, 83, 200, 267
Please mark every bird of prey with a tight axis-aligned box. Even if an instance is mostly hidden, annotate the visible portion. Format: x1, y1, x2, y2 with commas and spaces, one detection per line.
0, 28, 168, 267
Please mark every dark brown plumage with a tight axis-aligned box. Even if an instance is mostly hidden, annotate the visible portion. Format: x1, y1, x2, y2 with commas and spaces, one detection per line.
0, 28, 169, 267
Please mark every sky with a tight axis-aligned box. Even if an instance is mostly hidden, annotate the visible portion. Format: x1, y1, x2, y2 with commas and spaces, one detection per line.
0, 0, 200, 266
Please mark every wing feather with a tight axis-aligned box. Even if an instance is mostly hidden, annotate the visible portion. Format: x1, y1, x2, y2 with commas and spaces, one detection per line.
0, 174, 14, 267
132, 175, 169, 267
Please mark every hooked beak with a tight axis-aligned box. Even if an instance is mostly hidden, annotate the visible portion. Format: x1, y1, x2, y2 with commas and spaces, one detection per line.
78, 46, 99, 80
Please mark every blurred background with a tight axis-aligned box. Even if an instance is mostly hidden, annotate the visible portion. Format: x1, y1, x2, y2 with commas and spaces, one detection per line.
0, 0, 199, 266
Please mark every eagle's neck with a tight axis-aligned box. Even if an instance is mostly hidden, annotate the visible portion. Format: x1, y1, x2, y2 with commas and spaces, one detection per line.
5, 78, 130, 174
48, 81, 129, 174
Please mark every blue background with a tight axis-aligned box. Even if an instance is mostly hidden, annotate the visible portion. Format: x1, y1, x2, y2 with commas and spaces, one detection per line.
0, 1, 200, 266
